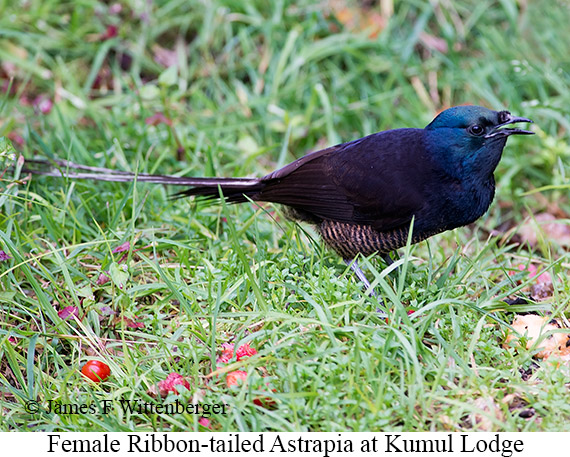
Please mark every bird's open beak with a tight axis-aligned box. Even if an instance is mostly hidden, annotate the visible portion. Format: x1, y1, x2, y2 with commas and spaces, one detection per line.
485, 114, 534, 138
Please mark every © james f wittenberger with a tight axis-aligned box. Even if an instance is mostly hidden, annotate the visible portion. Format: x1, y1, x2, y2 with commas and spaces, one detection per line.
27, 399, 226, 417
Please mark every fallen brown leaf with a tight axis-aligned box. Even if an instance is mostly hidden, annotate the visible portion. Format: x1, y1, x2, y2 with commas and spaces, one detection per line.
519, 213, 570, 248
505, 314, 568, 359
471, 397, 504, 431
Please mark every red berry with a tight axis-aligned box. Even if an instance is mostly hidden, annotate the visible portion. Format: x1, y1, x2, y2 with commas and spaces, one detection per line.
158, 372, 191, 396
198, 417, 212, 429
226, 370, 248, 387
81, 360, 111, 382
236, 343, 257, 360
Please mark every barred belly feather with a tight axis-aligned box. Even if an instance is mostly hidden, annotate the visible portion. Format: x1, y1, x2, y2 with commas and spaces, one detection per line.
318, 220, 440, 259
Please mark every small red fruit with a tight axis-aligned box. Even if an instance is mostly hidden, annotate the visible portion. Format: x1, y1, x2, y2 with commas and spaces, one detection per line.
198, 417, 212, 429
226, 370, 248, 387
236, 343, 257, 360
81, 360, 111, 382
158, 372, 191, 396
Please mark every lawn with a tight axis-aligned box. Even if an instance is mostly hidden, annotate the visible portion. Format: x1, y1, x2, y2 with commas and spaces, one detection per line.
1, 0, 570, 432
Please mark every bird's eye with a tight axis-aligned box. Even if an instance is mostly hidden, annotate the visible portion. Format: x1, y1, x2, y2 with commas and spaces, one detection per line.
468, 124, 485, 136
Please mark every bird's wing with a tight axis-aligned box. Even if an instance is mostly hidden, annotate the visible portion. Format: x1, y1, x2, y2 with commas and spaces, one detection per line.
258, 129, 429, 231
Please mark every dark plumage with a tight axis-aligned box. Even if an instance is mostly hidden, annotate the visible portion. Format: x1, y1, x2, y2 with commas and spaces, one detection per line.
23, 105, 534, 289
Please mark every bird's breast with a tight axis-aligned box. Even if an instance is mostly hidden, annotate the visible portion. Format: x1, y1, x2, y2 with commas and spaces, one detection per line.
434, 177, 496, 231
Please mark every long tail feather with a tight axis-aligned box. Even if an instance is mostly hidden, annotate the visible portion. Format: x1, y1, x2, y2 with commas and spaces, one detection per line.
22, 158, 265, 201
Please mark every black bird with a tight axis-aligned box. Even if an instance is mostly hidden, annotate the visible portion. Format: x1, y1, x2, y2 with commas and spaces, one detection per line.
23, 105, 534, 289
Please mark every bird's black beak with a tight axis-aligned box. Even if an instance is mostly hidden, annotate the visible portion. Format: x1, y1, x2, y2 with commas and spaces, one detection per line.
485, 113, 534, 138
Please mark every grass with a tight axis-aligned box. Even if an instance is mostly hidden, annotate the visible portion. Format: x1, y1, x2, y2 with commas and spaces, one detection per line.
1, 0, 570, 431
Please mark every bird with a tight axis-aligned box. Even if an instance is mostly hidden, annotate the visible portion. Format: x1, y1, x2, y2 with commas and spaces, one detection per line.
23, 105, 534, 291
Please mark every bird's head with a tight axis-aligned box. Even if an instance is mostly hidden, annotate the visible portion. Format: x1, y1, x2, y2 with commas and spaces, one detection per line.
426, 105, 533, 139
424, 105, 534, 179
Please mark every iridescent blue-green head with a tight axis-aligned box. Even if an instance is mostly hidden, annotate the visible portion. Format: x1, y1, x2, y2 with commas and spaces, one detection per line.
424, 105, 533, 179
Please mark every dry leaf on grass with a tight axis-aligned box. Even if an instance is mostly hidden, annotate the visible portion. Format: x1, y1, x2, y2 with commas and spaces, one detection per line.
545, 345, 570, 369
470, 397, 505, 431
330, 1, 386, 39
518, 213, 570, 247
508, 263, 553, 300
505, 315, 569, 359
